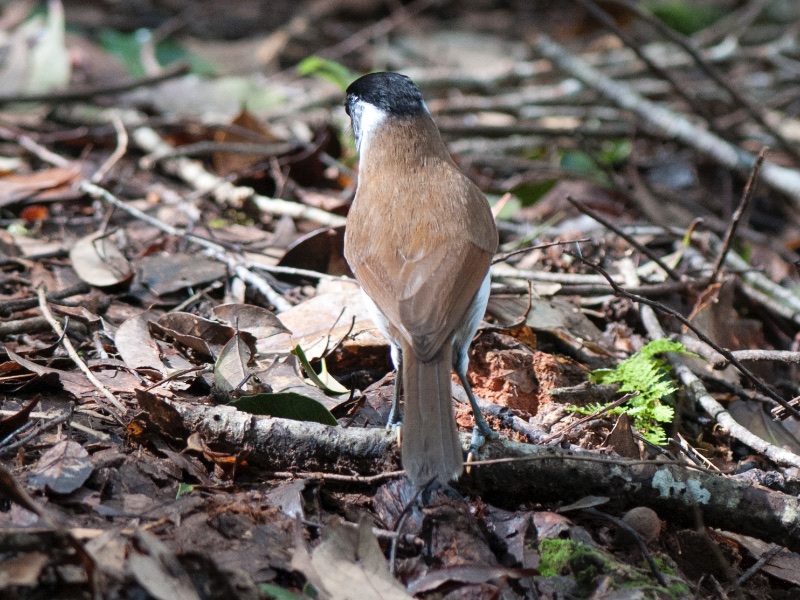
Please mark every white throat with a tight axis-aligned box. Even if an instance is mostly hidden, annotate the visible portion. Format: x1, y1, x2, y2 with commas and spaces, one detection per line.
353, 103, 387, 155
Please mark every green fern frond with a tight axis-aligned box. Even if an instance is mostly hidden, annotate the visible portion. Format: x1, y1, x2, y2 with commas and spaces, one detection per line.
578, 339, 691, 444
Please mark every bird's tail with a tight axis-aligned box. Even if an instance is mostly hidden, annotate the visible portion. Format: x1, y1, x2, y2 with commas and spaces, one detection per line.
400, 340, 463, 486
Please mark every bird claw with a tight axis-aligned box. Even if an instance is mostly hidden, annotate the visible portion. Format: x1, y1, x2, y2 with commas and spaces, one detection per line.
475, 415, 499, 441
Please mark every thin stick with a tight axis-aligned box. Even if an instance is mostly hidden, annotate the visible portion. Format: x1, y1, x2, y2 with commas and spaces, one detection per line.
493, 237, 592, 263
91, 114, 128, 183
737, 545, 783, 586
539, 393, 635, 445
570, 255, 800, 420
572, 0, 720, 132
582, 507, 667, 586
78, 181, 292, 312
532, 35, 800, 207
710, 148, 767, 283
602, 0, 800, 164
565, 195, 683, 281
36, 285, 127, 420
18, 135, 74, 168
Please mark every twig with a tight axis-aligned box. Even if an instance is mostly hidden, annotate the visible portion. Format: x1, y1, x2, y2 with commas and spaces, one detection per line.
710, 148, 766, 283
737, 544, 783, 586
565, 195, 682, 281
0, 282, 90, 317
493, 237, 592, 264
729, 350, 800, 365
690, 0, 772, 47
36, 285, 127, 421
572, 0, 720, 132
570, 254, 800, 420
629, 272, 800, 468
645, 309, 800, 469
91, 114, 128, 183
602, 0, 800, 164
0, 407, 74, 457
539, 393, 635, 445
142, 140, 301, 167
316, 0, 440, 61
78, 181, 292, 312
532, 34, 800, 207
131, 125, 346, 228
0, 61, 190, 105
18, 135, 74, 168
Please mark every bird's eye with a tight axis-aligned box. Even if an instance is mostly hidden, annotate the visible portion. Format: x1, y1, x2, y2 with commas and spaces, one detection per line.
344, 102, 351, 117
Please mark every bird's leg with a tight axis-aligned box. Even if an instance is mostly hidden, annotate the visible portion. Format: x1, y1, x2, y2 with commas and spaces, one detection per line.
386, 357, 403, 429
457, 369, 498, 464
457, 370, 498, 440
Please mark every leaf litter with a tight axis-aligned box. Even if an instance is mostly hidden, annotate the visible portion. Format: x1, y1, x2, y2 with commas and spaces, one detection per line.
1, 1, 800, 598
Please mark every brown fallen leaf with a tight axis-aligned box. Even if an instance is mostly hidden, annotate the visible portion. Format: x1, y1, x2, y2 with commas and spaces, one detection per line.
135, 253, 227, 296
212, 109, 280, 176
291, 516, 412, 600
127, 530, 202, 600
408, 564, 534, 595
28, 440, 93, 495
115, 312, 168, 376
6, 348, 95, 400
718, 531, 800, 586
69, 231, 133, 288
0, 396, 39, 439
211, 303, 289, 340
0, 166, 79, 209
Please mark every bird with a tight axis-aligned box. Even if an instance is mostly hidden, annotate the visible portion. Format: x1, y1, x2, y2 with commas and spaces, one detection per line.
343, 72, 499, 486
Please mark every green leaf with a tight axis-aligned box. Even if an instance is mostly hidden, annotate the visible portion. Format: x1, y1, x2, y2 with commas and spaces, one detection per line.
645, 0, 724, 35
291, 345, 349, 395
511, 180, 558, 207
297, 56, 357, 90
97, 29, 216, 77
231, 392, 338, 426
598, 139, 632, 166
176, 482, 195, 499
260, 583, 311, 600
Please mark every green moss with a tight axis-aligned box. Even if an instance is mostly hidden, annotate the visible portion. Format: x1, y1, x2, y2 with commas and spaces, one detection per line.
538, 538, 690, 599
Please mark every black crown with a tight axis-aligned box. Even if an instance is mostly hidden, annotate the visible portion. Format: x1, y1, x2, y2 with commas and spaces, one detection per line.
346, 72, 425, 117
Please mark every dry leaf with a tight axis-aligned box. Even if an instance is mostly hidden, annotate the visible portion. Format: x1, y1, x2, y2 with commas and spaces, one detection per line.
291, 516, 412, 600
28, 440, 93, 495
69, 231, 133, 288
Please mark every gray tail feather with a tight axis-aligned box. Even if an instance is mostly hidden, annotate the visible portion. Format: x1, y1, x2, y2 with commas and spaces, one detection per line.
400, 340, 463, 486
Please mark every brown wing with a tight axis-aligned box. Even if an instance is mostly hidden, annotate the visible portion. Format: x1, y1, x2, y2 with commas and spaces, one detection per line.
345, 149, 497, 362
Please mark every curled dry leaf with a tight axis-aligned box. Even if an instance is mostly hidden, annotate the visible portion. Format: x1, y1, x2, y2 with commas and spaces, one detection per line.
213, 330, 253, 396
115, 312, 168, 376
28, 440, 93, 495
155, 312, 255, 360
6, 348, 94, 399
69, 231, 133, 288
211, 303, 289, 340
0, 396, 39, 439
0, 166, 80, 208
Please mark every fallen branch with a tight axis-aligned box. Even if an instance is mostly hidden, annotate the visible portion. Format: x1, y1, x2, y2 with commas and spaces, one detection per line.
147, 394, 800, 552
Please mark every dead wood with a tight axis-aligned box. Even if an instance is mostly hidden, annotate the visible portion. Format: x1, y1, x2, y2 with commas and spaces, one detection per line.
153, 395, 800, 552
